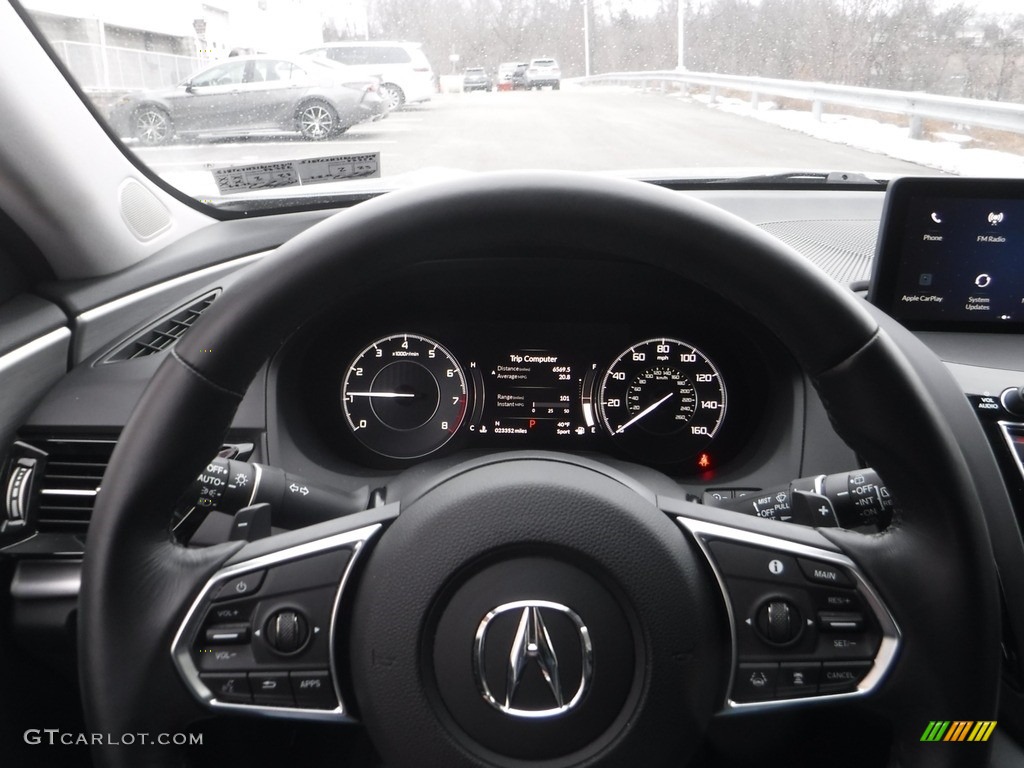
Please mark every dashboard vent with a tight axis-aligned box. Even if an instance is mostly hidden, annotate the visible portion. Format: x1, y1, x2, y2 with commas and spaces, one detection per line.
103, 289, 220, 363
27, 438, 116, 533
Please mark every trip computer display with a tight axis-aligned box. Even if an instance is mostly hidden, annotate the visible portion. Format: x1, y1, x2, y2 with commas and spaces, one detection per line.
482, 348, 585, 438
870, 177, 1024, 331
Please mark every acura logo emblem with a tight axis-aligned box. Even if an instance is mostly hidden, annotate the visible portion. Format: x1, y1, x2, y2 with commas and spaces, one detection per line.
473, 600, 593, 718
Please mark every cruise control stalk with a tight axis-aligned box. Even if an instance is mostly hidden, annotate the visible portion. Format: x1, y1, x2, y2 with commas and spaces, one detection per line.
708, 469, 894, 530
183, 457, 369, 532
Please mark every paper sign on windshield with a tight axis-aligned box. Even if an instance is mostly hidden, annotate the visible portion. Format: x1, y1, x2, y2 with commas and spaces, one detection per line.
213, 153, 380, 194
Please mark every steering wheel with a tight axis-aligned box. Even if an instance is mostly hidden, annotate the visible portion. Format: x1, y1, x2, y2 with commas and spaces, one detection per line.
80, 172, 1001, 768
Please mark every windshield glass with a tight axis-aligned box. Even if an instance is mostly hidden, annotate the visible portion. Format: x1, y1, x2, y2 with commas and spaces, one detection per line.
18, 0, 1024, 208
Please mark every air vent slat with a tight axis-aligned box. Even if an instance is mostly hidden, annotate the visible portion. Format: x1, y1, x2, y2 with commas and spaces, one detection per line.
103, 290, 221, 363
39, 497, 98, 507
159, 325, 189, 338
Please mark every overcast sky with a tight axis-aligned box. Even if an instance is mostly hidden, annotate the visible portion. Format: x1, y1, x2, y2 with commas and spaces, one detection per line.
935, 0, 1023, 13
679, 0, 1022, 14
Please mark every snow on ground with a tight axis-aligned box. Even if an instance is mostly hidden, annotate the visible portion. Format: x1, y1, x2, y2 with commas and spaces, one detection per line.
687, 91, 1024, 176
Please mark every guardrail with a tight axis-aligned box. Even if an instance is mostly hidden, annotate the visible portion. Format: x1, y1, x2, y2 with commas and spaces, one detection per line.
578, 70, 1024, 138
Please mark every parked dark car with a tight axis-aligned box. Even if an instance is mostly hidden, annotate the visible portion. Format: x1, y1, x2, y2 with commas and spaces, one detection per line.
511, 62, 529, 90
108, 54, 385, 145
463, 67, 493, 92
496, 61, 525, 91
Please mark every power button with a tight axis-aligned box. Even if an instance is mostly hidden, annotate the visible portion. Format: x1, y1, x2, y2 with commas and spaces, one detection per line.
214, 570, 266, 602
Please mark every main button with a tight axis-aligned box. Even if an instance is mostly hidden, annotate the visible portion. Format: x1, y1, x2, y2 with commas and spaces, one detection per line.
797, 558, 853, 587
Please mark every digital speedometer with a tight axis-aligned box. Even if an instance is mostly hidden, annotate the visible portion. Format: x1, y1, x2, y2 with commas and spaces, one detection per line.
598, 338, 726, 463
341, 333, 468, 459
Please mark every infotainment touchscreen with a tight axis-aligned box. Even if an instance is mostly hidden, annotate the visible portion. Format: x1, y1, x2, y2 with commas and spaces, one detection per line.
869, 177, 1024, 331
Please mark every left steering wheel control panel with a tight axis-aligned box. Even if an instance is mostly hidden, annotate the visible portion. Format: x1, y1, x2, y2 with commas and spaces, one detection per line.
172, 522, 385, 721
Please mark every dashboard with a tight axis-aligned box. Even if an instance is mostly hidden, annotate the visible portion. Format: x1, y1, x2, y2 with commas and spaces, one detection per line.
5, 181, 1024, 766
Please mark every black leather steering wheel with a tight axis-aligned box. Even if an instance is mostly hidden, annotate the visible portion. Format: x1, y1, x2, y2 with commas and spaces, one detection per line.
80, 172, 1002, 768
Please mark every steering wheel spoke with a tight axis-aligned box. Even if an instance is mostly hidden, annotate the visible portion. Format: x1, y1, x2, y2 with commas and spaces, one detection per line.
661, 497, 899, 711
171, 504, 396, 722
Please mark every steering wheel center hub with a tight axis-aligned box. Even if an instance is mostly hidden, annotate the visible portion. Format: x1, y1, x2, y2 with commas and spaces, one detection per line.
348, 456, 727, 767
432, 556, 634, 759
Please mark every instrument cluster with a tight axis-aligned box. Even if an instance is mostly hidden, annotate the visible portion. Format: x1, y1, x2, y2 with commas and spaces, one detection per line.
280, 258, 782, 477
332, 323, 753, 473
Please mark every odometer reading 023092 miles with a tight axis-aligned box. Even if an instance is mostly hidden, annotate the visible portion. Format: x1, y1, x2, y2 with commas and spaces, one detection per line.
598, 338, 727, 463
342, 333, 468, 459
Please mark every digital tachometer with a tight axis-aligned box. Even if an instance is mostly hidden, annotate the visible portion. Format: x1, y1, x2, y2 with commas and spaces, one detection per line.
341, 333, 468, 459
598, 338, 726, 463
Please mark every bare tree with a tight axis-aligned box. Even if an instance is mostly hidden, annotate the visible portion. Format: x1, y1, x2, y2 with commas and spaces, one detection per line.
362, 0, 1024, 100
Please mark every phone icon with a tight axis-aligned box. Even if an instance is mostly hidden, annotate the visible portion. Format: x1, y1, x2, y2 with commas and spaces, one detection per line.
930, 212, 942, 224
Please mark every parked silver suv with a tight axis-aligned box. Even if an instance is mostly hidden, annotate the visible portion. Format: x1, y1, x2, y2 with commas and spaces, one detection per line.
524, 58, 561, 90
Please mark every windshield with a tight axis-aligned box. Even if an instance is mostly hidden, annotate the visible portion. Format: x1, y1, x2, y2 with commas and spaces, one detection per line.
18, 0, 1024, 209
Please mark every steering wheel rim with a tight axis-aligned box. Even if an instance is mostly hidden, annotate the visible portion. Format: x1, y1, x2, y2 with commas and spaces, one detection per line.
80, 171, 1000, 768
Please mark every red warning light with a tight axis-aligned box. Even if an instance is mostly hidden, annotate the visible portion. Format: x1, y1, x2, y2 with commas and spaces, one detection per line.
697, 452, 712, 470
528, 419, 537, 429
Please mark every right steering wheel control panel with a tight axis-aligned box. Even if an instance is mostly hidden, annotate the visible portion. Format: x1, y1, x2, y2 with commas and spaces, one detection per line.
674, 517, 900, 709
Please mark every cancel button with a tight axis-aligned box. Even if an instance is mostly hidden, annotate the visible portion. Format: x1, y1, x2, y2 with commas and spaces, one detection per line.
819, 661, 873, 694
